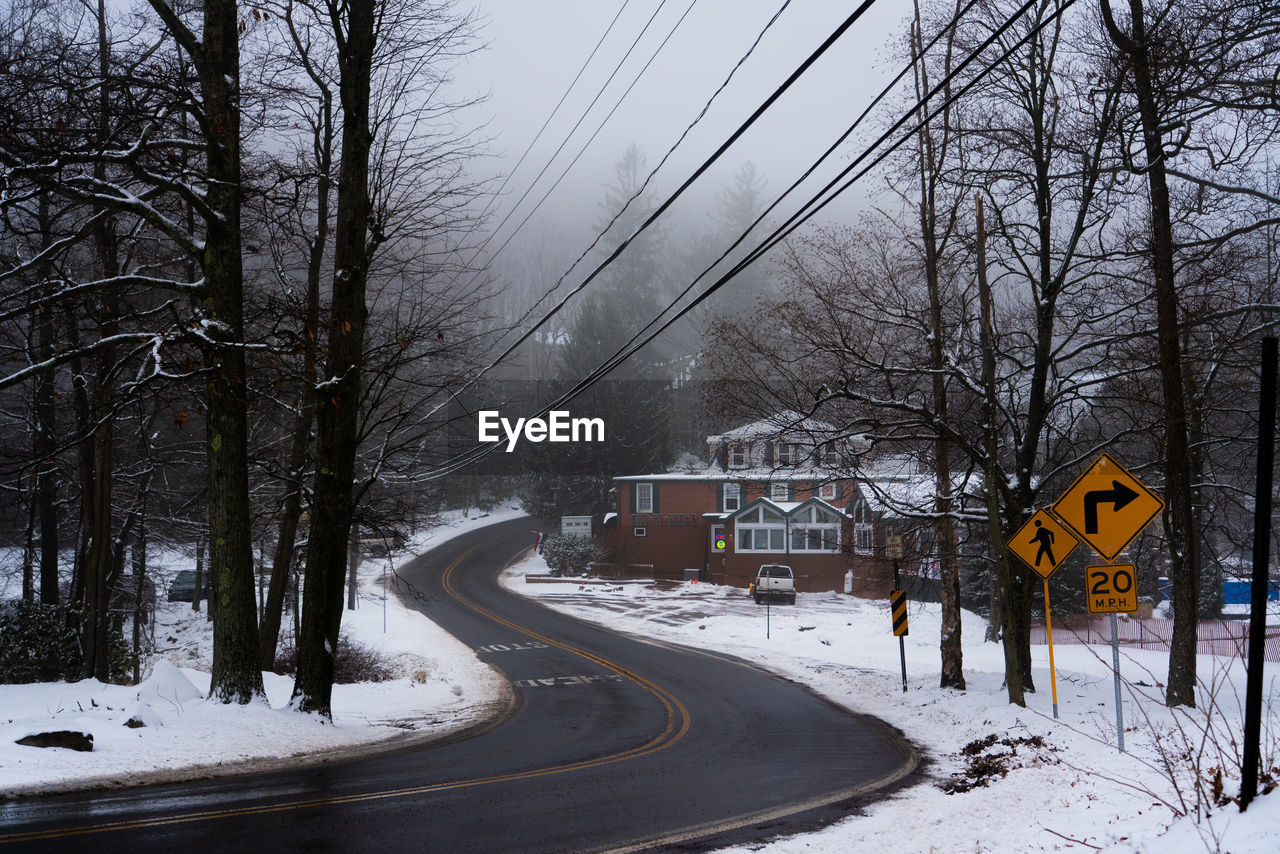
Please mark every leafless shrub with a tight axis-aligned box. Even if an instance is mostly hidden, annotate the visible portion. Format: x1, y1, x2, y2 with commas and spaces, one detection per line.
273, 632, 396, 683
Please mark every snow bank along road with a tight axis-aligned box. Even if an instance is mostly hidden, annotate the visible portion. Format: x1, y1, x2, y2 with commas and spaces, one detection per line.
0, 517, 918, 852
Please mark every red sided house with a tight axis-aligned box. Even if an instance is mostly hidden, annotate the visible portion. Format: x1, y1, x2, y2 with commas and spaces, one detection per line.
600, 413, 902, 594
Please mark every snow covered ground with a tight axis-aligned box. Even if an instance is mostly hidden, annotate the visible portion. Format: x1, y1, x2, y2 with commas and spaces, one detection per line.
4, 509, 1277, 854
0, 505, 526, 797
502, 554, 1280, 854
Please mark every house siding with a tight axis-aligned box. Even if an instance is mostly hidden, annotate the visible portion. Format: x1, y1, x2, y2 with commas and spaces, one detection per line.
606, 476, 893, 595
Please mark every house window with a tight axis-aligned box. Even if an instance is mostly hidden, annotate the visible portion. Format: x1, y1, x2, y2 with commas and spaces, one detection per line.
770, 482, 790, 501
730, 443, 747, 468
777, 443, 794, 465
854, 523, 873, 555
711, 524, 726, 552
739, 528, 786, 551
790, 505, 841, 552
635, 483, 654, 513
634, 526, 648, 537
819, 482, 837, 500
736, 505, 787, 552
723, 482, 741, 512
821, 443, 840, 466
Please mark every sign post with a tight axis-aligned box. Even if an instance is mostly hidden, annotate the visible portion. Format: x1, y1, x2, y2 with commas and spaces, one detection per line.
885, 535, 907, 692
1110, 614, 1125, 753
1007, 509, 1079, 719
1086, 563, 1139, 753
890, 588, 908, 692
1048, 454, 1161, 751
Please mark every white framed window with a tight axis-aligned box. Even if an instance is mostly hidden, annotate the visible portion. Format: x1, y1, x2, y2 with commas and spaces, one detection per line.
736, 505, 787, 553
854, 523, 873, 555
723, 482, 741, 512
821, 442, 839, 466
711, 524, 726, 552
777, 443, 794, 465
633, 526, 648, 537
739, 527, 786, 551
635, 483, 654, 513
770, 482, 790, 501
790, 505, 841, 552
730, 443, 747, 468
819, 482, 837, 500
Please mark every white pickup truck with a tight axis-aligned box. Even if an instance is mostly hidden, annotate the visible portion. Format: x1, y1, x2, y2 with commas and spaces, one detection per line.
751, 564, 796, 605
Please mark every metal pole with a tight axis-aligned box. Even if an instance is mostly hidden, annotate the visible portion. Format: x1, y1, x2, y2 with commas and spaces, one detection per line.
1043, 577, 1059, 719
895, 558, 907, 693
1242, 335, 1277, 810
1110, 613, 1125, 753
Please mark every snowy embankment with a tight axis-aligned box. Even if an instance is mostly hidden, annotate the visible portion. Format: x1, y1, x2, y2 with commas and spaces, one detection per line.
501, 554, 1280, 854
0, 506, 524, 797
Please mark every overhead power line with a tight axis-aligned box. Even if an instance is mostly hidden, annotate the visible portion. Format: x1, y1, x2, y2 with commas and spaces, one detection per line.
464, 0, 634, 247
487, 0, 793, 353
421, 0, 1077, 481
464, 0, 673, 272
434, 0, 878, 423
548, 0, 1079, 432
468, 0, 705, 297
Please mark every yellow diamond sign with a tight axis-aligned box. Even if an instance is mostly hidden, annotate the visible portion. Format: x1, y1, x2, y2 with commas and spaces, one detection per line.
1051, 454, 1164, 561
1007, 509, 1079, 579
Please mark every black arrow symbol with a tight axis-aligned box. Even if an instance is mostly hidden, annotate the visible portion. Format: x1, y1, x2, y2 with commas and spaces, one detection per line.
1083, 480, 1140, 533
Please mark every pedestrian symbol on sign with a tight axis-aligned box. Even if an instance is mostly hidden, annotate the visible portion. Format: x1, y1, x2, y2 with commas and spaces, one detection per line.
1031, 520, 1056, 569
1007, 509, 1078, 580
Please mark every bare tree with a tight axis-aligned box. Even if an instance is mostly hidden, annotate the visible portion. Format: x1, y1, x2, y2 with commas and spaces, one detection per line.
1100, 0, 1280, 707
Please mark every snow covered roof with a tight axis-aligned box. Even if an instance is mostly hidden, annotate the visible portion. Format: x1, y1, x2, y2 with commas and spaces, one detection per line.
727, 495, 851, 521
705, 410, 841, 444
614, 468, 841, 482
851, 454, 973, 519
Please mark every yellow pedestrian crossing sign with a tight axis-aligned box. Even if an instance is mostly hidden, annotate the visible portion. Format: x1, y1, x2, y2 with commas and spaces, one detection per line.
1051, 454, 1163, 561
1007, 509, 1079, 579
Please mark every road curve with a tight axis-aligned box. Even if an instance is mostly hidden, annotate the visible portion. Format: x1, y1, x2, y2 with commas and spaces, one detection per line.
0, 517, 919, 853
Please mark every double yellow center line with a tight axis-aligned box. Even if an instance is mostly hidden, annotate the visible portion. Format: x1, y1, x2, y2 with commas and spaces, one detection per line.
0, 545, 692, 845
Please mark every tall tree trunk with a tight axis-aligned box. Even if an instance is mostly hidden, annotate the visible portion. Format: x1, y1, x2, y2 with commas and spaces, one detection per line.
132, 505, 148, 686
148, 0, 264, 702
1101, 0, 1199, 708
347, 527, 359, 611
198, 0, 263, 704
35, 191, 59, 604
66, 307, 92, 612
193, 538, 205, 614
260, 98, 329, 671
21, 473, 35, 602
914, 2, 964, 691
977, 197, 1024, 705
83, 0, 118, 684
294, 0, 376, 717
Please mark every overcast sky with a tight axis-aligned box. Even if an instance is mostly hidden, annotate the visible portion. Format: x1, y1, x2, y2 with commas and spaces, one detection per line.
448, 1, 916, 257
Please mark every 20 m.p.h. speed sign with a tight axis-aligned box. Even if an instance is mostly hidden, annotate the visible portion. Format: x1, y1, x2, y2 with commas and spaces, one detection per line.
1086, 564, 1139, 614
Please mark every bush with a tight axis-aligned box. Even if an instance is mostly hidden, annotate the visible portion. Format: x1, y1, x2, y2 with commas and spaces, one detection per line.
0, 600, 128, 684
272, 632, 396, 683
0, 600, 83, 683
540, 534, 597, 577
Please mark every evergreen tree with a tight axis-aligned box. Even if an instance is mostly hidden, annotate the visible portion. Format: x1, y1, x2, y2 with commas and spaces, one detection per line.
521, 146, 673, 518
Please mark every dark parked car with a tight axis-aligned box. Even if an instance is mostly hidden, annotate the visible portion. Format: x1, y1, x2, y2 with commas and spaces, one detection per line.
167, 570, 209, 602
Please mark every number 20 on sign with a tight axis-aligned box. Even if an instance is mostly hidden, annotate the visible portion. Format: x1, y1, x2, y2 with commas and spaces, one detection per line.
1086, 564, 1139, 615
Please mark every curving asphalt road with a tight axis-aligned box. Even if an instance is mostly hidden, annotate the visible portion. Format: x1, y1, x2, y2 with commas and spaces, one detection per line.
0, 516, 919, 853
